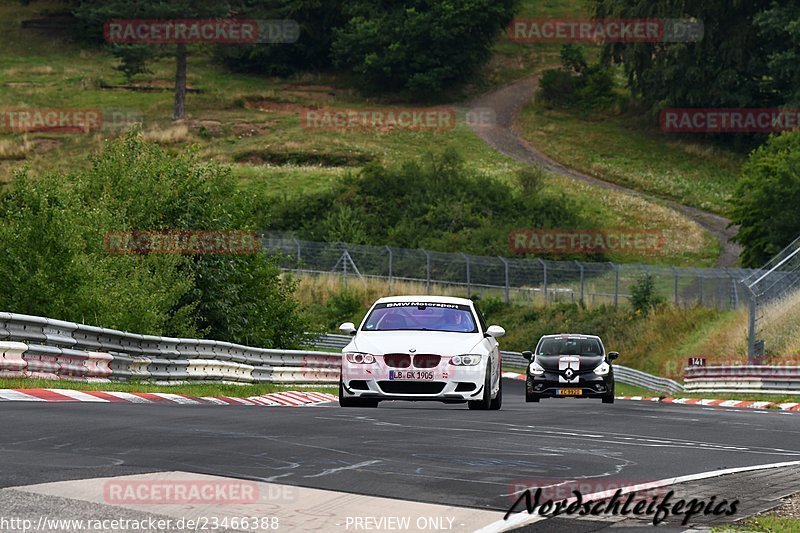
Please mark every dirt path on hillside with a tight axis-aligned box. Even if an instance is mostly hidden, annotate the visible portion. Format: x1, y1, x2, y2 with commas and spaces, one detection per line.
467, 76, 741, 268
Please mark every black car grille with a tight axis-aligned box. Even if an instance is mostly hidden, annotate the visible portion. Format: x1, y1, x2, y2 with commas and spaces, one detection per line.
377, 381, 446, 395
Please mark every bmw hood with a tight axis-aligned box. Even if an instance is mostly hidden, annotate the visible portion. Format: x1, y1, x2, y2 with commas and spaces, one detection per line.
346, 331, 487, 356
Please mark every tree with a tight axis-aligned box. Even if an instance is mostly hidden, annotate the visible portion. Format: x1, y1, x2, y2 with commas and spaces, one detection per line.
754, 3, 800, 107
593, 0, 776, 112
331, 0, 518, 95
730, 131, 800, 267
0, 132, 310, 347
214, 0, 346, 76
73, 1, 238, 119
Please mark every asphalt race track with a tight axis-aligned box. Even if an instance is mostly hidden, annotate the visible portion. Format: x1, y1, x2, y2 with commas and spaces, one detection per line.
2, 379, 800, 532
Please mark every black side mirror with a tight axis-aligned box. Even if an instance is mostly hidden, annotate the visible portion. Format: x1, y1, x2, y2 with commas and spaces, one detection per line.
608, 352, 619, 361
522, 350, 533, 361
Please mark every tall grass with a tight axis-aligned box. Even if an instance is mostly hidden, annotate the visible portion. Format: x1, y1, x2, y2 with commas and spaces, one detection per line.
0, 137, 35, 160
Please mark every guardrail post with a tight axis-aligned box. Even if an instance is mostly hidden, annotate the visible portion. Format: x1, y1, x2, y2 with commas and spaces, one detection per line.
499, 257, 510, 304
613, 262, 619, 307
575, 260, 585, 303
423, 249, 431, 294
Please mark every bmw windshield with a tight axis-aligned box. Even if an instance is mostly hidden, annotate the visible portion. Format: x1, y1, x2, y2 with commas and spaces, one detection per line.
362, 302, 478, 333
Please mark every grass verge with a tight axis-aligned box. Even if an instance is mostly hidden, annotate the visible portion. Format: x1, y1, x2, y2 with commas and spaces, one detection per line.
0, 378, 337, 398
517, 104, 744, 215
717, 515, 800, 532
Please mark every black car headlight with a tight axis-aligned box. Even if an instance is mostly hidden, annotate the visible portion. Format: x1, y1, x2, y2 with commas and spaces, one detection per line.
529, 360, 545, 376
594, 361, 611, 376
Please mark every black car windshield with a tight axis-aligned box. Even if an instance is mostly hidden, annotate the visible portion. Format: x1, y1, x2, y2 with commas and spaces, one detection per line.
538, 338, 603, 356
362, 302, 478, 333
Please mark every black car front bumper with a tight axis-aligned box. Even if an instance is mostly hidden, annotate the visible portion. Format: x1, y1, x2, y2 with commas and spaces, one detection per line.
526, 371, 614, 399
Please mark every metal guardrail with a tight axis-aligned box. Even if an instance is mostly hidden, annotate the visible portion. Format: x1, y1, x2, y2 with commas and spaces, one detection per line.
308, 333, 684, 393
0, 313, 340, 385
684, 366, 800, 394
614, 365, 684, 394
5, 316, 794, 395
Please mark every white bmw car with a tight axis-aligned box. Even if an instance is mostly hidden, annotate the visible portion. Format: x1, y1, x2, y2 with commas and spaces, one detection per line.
338, 296, 505, 410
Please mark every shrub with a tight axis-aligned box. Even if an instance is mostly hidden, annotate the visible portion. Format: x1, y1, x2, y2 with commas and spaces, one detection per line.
265, 148, 582, 255
538, 44, 617, 109
629, 274, 666, 317
0, 132, 309, 347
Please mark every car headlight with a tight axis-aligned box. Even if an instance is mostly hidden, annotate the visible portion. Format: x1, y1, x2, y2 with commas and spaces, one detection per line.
345, 352, 375, 364
594, 361, 611, 376
529, 360, 545, 376
450, 354, 482, 366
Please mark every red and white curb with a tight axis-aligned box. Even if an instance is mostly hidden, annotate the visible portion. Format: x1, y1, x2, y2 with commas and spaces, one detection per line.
0, 388, 337, 407
501, 372, 800, 412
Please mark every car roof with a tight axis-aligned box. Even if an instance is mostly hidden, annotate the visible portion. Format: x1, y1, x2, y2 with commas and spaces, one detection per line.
374, 295, 474, 306
539, 334, 602, 340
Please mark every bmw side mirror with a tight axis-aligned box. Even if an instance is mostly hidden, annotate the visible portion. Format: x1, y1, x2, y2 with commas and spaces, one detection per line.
339, 322, 357, 335
608, 352, 619, 361
522, 350, 533, 361
486, 325, 505, 338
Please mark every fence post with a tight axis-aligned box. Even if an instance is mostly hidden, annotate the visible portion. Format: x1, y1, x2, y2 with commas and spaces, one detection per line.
461, 253, 471, 297
499, 257, 510, 304
724, 268, 738, 309
385, 246, 393, 291
613, 262, 619, 307
293, 238, 301, 270
538, 259, 548, 305
698, 271, 704, 306
575, 260, 585, 303
670, 266, 679, 305
423, 249, 431, 294
341, 244, 348, 286
747, 291, 757, 364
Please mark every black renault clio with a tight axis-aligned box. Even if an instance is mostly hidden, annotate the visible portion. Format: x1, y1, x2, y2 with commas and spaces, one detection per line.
523, 334, 618, 404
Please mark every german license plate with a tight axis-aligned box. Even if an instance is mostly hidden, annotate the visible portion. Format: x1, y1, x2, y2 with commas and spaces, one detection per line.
557, 388, 582, 396
389, 370, 434, 380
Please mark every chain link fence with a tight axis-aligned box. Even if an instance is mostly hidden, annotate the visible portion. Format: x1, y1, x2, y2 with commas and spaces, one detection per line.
262, 233, 759, 311
742, 235, 800, 363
